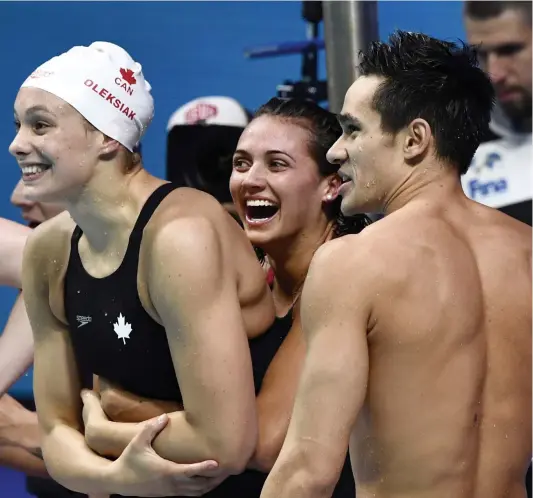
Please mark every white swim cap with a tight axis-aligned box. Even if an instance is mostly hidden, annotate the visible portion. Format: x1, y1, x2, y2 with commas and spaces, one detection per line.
20, 41, 154, 152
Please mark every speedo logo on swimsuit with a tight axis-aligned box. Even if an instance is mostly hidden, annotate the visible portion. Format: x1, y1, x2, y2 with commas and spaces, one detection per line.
83, 79, 136, 121
76, 315, 92, 328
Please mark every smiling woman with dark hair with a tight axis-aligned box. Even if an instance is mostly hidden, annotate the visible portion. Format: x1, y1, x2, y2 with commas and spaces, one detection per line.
229, 97, 371, 497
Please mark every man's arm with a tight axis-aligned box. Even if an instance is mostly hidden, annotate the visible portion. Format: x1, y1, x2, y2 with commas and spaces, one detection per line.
0, 395, 48, 477
261, 238, 372, 498
0, 440, 46, 476
0, 217, 31, 288
86, 218, 258, 474
0, 293, 42, 474
0, 293, 35, 396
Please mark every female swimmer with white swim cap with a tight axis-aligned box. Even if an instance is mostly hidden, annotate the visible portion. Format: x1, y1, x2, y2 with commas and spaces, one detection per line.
12, 41, 276, 497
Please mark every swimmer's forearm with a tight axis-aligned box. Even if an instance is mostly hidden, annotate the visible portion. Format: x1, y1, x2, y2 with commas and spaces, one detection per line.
0, 444, 48, 478
247, 419, 287, 472
94, 414, 213, 463
92, 412, 241, 472
43, 424, 118, 494
261, 458, 334, 498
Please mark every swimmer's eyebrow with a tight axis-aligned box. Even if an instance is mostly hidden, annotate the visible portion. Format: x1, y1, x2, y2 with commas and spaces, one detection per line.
234, 149, 295, 162
266, 149, 295, 161
14, 105, 55, 118
338, 113, 362, 134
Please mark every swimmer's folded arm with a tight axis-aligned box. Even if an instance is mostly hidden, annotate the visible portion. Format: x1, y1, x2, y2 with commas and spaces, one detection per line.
23, 224, 219, 497
85, 218, 258, 474
260, 239, 372, 498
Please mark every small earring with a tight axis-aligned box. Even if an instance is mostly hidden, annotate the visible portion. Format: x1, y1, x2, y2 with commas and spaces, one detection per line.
326, 194, 333, 200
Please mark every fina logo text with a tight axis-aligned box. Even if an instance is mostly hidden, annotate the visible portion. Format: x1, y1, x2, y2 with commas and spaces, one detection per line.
468, 151, 507, 199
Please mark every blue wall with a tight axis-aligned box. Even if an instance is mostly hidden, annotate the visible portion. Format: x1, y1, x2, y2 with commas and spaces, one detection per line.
0, 1, 465, 398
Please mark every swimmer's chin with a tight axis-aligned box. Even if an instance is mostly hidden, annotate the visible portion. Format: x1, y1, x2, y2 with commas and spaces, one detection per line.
340, 197, 366, 217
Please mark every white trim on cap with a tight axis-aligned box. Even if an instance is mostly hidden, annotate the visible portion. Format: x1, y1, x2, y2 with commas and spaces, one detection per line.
167, 96, 248, 131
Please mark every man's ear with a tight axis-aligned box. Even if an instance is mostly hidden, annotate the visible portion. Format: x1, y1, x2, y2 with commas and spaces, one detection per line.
403, 118, 431, 163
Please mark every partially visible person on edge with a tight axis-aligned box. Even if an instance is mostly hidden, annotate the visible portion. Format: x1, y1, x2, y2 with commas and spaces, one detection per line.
0, 214, 44, 478
79, 97, 371, 497
462, 0, 532, 225
166, 95, 251, 221
0, 217, 31, 289
1, 179, 86, 498
464, 5, 532, 494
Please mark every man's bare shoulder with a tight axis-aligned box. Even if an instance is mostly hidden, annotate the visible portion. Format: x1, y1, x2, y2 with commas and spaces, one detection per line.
325, 218, 405, 265
475, 203, 531, 250
317, 216, 437, 295
310, 229, 388, 291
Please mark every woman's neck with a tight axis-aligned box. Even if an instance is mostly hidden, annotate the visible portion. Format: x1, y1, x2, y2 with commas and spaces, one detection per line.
67, 166, 161, 253
267, 220, 335, 316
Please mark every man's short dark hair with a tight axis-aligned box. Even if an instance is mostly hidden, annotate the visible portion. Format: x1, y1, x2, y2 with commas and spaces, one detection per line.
464, 1, 532, 25
358, 30, 495, 175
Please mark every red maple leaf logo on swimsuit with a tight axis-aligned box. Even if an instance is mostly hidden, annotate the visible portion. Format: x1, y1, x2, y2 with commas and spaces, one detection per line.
120, 68, 136, 85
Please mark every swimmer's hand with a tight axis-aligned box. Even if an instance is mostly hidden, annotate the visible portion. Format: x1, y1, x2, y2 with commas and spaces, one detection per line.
108, 414, 227, 497
82, 390, 112, 456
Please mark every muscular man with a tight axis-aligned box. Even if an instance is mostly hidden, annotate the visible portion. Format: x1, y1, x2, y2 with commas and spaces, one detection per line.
261, 30, 532, 498
14, 41, 274, 496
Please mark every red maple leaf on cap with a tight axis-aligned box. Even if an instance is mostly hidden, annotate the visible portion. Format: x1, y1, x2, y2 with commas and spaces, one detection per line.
120, 68, 136, 85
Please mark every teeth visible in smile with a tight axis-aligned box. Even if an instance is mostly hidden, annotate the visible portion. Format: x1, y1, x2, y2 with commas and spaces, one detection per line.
22, 165, 46, 175
247, 214, 275, 222
339, 172, 351, 182
246, 199, 276, 207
